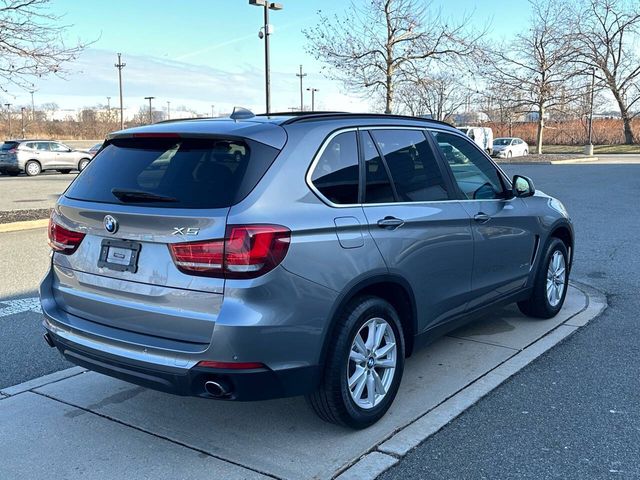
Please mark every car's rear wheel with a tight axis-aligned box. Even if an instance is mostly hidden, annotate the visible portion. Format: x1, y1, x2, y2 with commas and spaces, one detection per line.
58, 169, 72, 174
78, 158, 90, 171
307, 296, 405, 429
25, 160, 41, 176
523, 149, 528, 156
518, 237, 569, 318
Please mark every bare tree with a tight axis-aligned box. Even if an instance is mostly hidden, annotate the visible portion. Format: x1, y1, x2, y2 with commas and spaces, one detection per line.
482, 0, 582, 153
304, 0, 483, 114
0, 0, 88, 92
396, 70, 469, 121
572, 0, 640, 144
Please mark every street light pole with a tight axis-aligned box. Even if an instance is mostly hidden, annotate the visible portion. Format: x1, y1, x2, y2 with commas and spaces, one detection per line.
211, 104, 215, 117
296, 65, 306, 111
306, 87, 319, 111
20, 107, 25, 138
30, 90, 35, 122
167, 101, 171, 120
587, 67, 595, 153
5, 103, 12, 138
144, 97, 155, 124
250, 0, 283, 114
115, 53, 126, 129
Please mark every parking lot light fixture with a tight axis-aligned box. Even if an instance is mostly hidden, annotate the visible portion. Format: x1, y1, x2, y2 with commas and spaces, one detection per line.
250, 0, 284, 114
5, 103, 12, 138
306, 87, 319, 111
144, 96, 155, 124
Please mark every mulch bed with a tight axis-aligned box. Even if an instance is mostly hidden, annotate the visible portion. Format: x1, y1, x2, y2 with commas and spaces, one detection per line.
0, 208, 51, 224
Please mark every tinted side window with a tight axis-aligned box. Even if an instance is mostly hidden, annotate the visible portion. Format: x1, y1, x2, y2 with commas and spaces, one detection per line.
431, 131, 506, 200
51, 143, 68, 152
310, 131, 359, 204
36, 142, 51, 151
363, 131, 395, 204
371, 129, 449, 202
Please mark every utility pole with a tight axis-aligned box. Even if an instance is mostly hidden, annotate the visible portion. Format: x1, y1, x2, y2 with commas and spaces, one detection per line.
306, 87, 318, 111
144, 97, 155, 124
20, 107, 25, 138
211, 104, 215, 117
296, 65, 306, 111
5, 103, 12, 138
250, 1, 283, 114
115, 53, 126, 129
167, 101, 171, 120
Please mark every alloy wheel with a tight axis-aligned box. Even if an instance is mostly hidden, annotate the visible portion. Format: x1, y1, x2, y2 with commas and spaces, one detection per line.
347, 317, 397, 410
546, 250, 566, 307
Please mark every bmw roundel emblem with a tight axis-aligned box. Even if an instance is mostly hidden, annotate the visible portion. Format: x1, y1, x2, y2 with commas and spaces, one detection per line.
103, 215, 118, 234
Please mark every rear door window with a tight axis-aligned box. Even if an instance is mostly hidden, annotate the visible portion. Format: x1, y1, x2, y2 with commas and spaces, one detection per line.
370, 129, 450, 202
65, 137, 280, 209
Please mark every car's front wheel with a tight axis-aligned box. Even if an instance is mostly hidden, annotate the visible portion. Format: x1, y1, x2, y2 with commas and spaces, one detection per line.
518, 237, 569, 318
307, 296, 405, 429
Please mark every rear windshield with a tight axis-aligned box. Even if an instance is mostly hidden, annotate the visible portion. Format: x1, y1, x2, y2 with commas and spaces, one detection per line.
1, 142, 19, 151
65, 137, 279, 209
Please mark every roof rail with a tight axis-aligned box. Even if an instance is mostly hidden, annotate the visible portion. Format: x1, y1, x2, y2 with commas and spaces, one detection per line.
255, 111, 347, 117
278, 112, 455, 127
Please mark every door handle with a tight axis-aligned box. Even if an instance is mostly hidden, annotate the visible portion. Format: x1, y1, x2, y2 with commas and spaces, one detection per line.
377, 216, 405, 229
474, 213, 491, 223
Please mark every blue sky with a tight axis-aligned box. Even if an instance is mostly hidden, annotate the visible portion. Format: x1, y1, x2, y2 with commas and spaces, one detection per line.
5, 0, 531, 115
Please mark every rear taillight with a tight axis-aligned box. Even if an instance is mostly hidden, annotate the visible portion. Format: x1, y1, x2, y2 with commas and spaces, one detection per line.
48, 217, 85, 254
169, 224, 290, 279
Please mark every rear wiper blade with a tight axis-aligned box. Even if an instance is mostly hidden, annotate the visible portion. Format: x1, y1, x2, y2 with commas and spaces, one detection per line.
111, 188, 178, 203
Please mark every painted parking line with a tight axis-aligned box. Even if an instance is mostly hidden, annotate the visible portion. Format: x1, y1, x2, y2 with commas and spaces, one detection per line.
0, 296, 41, 318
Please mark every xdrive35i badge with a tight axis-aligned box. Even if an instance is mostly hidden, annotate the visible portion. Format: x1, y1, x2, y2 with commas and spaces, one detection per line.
103, 215, 118, 234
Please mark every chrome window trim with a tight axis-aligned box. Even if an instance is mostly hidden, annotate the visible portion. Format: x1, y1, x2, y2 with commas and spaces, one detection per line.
305, 125, 515, 209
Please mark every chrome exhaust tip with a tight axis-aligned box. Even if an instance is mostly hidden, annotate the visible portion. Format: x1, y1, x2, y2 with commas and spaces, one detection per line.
43, 332, 55, 348
204, 380, 229, 398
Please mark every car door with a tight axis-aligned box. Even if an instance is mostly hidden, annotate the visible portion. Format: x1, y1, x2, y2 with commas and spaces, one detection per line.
361, 128, 474, 330
50, 142, 75, 168
36, 142, 56, 169
430, 130, 538, 308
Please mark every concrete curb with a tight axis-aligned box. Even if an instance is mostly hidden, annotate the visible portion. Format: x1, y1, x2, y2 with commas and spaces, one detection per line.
0, 218, 49, 233
495, 156, 599, 165
336, 281, 607, 480
0, 366, 86, 398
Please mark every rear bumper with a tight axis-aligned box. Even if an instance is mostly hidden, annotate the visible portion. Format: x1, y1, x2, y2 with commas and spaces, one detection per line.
44, 323, 320, 401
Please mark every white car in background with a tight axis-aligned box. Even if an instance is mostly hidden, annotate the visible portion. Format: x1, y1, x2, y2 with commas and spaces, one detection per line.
492, 137, 529, 158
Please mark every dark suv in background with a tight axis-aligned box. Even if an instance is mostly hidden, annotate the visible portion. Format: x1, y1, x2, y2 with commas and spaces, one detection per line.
41, 112, 573, 428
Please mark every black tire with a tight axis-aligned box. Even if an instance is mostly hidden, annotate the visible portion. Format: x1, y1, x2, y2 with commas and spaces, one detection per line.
78, 158, 90, 171
518, 237, 569, 319
507, 150, 513, 158
58, 169, 72, 174
25, 160, 41, 176
306, 296, 405, 429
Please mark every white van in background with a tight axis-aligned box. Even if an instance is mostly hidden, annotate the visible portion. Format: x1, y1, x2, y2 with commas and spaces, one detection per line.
458, 126, 494, 155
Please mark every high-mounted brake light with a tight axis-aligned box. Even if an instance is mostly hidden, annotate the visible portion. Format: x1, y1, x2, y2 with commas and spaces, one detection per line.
48, 217, 85, 254
131, 133, 181, 138
169, 224, 290, 279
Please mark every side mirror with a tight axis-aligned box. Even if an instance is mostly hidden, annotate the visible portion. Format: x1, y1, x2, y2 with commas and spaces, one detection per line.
512, 175, 535, 198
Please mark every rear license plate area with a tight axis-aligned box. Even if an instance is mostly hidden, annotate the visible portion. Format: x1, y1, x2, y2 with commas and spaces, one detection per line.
98, 239, 141, 273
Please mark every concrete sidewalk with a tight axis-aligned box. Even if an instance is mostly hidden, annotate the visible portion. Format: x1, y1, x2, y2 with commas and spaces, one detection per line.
0, 284, 605, 480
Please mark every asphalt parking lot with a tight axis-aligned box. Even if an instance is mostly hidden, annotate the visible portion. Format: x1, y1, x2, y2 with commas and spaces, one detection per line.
0, 159, 637, 479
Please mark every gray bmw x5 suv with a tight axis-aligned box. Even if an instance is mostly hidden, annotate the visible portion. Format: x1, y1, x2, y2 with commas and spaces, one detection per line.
40, 112, 573, 428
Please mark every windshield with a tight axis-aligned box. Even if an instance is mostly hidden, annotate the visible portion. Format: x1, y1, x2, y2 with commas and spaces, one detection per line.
65, 137, 280, 209
493, 138, 512, 146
